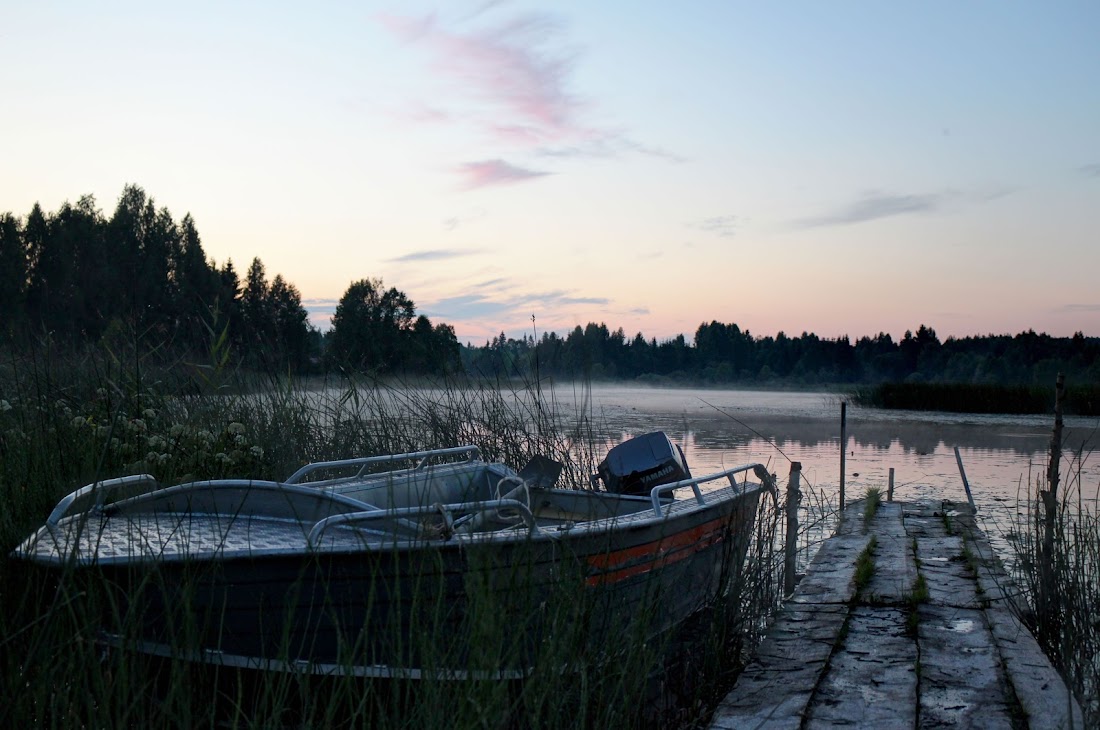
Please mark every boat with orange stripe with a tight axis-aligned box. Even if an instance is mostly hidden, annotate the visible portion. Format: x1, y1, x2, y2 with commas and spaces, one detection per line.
12, 432, 775, 679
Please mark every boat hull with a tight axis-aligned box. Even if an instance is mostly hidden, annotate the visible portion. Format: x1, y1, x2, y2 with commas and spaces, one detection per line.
68, 489, 762, 678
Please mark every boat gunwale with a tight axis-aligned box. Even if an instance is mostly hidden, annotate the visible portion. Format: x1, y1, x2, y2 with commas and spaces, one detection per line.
12, 452, 773, 567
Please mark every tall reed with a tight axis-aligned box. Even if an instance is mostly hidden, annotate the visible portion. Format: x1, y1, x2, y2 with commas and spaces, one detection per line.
1011, 450, 1100, 725
0, 345, 788, 728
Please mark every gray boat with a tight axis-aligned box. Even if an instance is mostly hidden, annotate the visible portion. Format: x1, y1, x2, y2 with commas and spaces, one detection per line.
12, 432, 773, 679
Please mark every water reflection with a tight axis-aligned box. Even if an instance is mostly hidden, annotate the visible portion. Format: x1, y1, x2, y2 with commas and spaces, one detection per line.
570, 385, 1100, 572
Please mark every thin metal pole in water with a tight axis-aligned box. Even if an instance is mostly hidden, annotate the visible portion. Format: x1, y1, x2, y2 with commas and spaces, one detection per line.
954, 446, 976, 512
888, 467, 895, 502
784, 462, 802, 596
839, 402, 847, 511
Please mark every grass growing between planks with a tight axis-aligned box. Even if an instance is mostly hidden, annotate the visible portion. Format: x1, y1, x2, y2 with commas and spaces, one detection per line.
853, 536, 878, 594
0, 342, 789, 729
862, 486, 883, 523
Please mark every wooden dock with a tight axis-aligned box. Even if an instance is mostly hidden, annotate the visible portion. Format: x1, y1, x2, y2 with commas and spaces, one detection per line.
710, 499, 1084, 729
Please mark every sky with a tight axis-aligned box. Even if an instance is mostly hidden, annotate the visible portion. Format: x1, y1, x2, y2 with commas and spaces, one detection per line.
2, 1, 1098, 345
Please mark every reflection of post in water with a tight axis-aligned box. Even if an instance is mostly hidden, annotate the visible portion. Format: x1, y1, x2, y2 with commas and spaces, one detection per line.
839, 402, 847, 510
784, 462, 802, 596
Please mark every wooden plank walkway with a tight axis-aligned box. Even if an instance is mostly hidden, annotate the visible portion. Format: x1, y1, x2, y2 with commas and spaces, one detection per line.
710, 499, 1084, 729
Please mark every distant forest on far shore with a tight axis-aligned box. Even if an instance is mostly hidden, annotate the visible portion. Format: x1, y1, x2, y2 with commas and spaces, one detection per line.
2, 186, 1099, 390
462, 323, 1100, 389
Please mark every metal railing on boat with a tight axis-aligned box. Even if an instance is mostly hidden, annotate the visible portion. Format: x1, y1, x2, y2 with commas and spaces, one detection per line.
648, 463, 775, 518
306, 498, 537, 547
285, 446, 482, 485
46, 474, 159, 527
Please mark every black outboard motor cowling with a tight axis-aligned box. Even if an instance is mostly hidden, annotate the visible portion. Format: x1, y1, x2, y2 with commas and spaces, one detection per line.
596, 432, 691, 496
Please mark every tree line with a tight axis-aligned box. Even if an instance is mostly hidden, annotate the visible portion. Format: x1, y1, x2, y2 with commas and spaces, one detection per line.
0, 185, 458, 375
3, 186, 1097, 386
462, 322, 1100, 387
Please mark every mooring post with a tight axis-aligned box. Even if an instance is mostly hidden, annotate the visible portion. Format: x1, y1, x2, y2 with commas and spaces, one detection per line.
887, 467, 895, 502
954, 446, 976, 513
839, 402, 847, 511
784, 461, 802, 596
1039, 373, 1066, 633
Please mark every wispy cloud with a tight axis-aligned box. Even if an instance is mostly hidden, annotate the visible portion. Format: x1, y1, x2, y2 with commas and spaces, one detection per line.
551, 295, 611, 306
1078, 163, 1100, 178
456, 159, 549, 189
422, 287, 610, 322
302, 298, 340, 330
443, 207, 487, 231
1058, 303, 1100, 312
395, 102, 451, 124
377, 8, 678, 181
798, 192, 942, 228
693, 215, 739, 238
424, 294, 514, 321
388, 248, 485, 263
379, 11, 580, 142
535, 134, 686, 163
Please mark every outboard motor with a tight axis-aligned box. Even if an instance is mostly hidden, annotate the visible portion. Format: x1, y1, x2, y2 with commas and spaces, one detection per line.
596, 432, 691, 496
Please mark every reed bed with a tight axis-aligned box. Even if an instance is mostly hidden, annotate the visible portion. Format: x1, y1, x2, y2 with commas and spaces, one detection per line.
1010, 450, 1100, 726
0, 348, 794, 728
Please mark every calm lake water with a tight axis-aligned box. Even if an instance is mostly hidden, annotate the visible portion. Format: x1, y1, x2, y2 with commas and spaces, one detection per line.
548, 384, 1100, 567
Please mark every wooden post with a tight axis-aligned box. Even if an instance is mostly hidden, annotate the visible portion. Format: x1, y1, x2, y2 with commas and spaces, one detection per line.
1044, 373, 1065, 536
839, 402, 847, 511
887, 467, 895, 502
1039, 373, 1066, 639
954, 446, 976, 513
784, 462, 802, 596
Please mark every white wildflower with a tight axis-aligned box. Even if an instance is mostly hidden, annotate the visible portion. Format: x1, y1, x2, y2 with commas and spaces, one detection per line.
72, 416, 86, 428
143, 408, 156, 419
168, 424, 186, 438
0, 399, 11, 412
249, 446, 264, 459
227, 422, 246, 435
215, 452, 230, 463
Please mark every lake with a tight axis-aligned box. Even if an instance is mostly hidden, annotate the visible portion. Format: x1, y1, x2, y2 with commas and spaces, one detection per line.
544, 384, 1100, 567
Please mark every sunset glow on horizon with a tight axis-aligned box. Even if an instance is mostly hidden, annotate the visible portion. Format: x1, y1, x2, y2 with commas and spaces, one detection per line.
2, 1, 1098, 345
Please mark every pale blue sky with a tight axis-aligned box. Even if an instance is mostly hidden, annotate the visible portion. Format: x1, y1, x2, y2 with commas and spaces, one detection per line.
2, 1, 1097, 343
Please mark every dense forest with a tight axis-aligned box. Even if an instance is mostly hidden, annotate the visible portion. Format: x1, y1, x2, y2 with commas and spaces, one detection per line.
3, 186, 1099, 388
0, 185, 459, 376
462, 323, 1100, 388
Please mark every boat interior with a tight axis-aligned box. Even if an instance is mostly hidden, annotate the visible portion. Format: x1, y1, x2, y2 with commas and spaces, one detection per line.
67, 453, 664, 551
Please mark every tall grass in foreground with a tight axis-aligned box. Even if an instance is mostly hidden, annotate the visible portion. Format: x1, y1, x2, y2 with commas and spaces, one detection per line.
1011, 452, 1100, 726
0, 346, 789, 728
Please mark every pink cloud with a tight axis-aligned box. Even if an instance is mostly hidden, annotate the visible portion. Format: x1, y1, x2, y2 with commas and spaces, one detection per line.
456, 159, 549, 190
378, 11, 583, 144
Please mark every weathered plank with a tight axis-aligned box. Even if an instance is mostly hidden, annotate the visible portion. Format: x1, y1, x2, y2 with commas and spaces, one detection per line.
708, 499, 1084, 730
